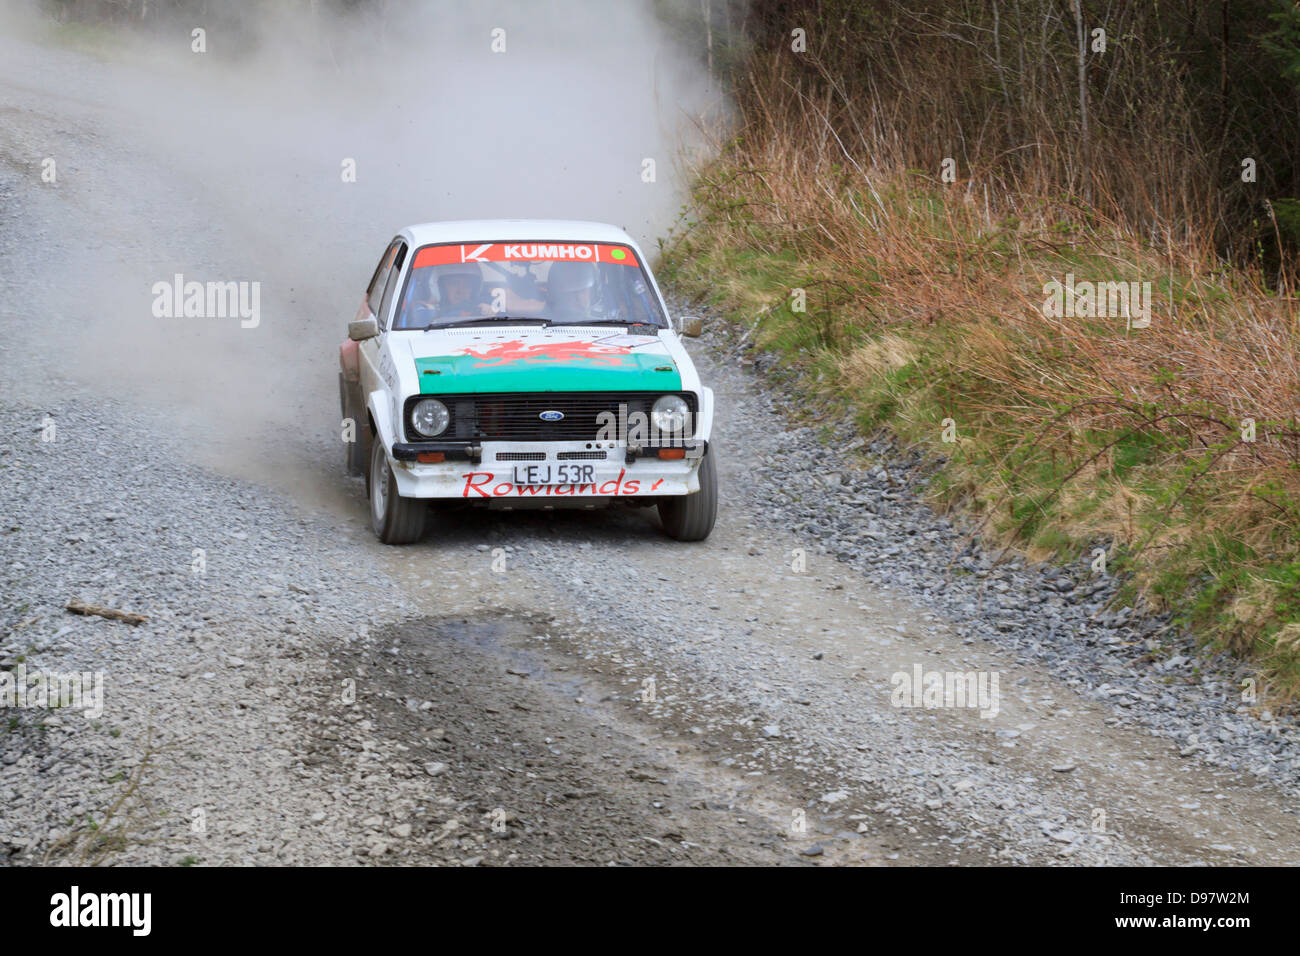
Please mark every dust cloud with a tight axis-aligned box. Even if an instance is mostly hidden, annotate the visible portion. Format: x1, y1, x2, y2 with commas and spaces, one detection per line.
0, 1, 725, 498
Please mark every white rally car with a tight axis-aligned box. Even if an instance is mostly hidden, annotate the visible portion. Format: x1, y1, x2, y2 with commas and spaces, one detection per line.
339, 220, 717, 544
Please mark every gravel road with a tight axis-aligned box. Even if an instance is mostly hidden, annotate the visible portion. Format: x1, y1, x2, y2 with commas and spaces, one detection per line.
1, 29, 1297, 866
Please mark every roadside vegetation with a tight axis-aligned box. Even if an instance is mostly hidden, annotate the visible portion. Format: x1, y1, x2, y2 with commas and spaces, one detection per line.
660, 0, 1300, 702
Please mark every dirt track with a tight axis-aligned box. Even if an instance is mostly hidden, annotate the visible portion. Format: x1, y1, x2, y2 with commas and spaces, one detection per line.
1, 27, 1298, 866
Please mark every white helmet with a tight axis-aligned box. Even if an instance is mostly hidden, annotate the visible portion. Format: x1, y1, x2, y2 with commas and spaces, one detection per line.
437, 262, 482, 298
548, 261, 597, 295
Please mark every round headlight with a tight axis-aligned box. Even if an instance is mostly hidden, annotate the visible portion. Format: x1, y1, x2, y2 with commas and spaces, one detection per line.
410, 399, 449, 438
651, 394, 690, 434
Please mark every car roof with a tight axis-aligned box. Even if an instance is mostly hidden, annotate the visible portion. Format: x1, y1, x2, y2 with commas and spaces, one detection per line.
401, 219, 642, 250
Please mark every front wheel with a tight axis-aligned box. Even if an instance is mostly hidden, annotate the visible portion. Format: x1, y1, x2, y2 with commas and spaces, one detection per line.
369, 439, 427, 544
657, 450, 717, 541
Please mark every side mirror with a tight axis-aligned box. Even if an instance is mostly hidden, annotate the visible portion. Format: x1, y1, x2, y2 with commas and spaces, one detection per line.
348, 316, 380, 341
678, 315, 703, 338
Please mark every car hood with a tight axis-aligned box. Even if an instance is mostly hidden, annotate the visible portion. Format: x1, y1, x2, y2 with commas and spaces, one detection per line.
405, 326, 684, 393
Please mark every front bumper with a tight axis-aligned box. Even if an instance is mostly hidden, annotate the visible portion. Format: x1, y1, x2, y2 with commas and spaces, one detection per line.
387, 439, 707, 500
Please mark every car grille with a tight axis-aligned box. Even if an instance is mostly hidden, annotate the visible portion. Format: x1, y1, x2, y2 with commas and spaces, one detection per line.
407, 392, 697, 443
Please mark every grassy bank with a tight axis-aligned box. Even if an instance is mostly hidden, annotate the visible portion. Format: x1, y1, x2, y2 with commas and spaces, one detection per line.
661, 116, 1300, 704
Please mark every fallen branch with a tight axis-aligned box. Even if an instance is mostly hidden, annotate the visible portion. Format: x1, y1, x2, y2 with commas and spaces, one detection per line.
66, 601, 147, 626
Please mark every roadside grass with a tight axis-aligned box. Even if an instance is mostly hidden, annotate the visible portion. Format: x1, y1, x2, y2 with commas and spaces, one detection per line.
662, 132, 1300, 706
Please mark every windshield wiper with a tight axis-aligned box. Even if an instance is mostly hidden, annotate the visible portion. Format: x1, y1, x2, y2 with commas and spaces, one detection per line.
424, 316, 550, 331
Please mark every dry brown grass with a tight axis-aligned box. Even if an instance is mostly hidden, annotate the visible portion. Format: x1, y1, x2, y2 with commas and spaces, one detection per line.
834, 333, 917, 380
666, 55, 1300, 699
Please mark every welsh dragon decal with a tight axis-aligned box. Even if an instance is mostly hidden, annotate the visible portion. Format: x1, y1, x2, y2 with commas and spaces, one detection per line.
456, 339, 635, 368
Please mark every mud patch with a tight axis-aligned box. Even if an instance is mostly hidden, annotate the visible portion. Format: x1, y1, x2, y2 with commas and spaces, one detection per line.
303, 611, 813, 865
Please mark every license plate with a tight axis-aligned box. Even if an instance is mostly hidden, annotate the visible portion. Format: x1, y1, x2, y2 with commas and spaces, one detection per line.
511, 463, 596, 486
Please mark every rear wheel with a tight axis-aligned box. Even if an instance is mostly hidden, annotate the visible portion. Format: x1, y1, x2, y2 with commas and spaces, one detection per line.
658, 450, 717, 541
369, 439, 427, 544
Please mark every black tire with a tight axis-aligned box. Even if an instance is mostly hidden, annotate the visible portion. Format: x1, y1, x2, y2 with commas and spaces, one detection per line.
340, 372, 368, 477
369, 439, 427, 544
658, 449, 717, 541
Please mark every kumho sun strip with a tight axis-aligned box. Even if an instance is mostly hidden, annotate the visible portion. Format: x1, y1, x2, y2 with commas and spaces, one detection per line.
411, 242, 641, 268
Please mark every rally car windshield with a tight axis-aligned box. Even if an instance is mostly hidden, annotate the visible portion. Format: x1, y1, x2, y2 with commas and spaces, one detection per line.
392, 241, 668, 331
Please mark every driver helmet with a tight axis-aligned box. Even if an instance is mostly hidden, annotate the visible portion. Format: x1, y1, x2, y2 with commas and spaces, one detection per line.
437, 262, 482, 301
548, 261, 597, 296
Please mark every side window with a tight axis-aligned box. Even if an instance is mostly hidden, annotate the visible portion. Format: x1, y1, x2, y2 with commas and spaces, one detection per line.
377, 242, 408, 329
366, 240, 400, 316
